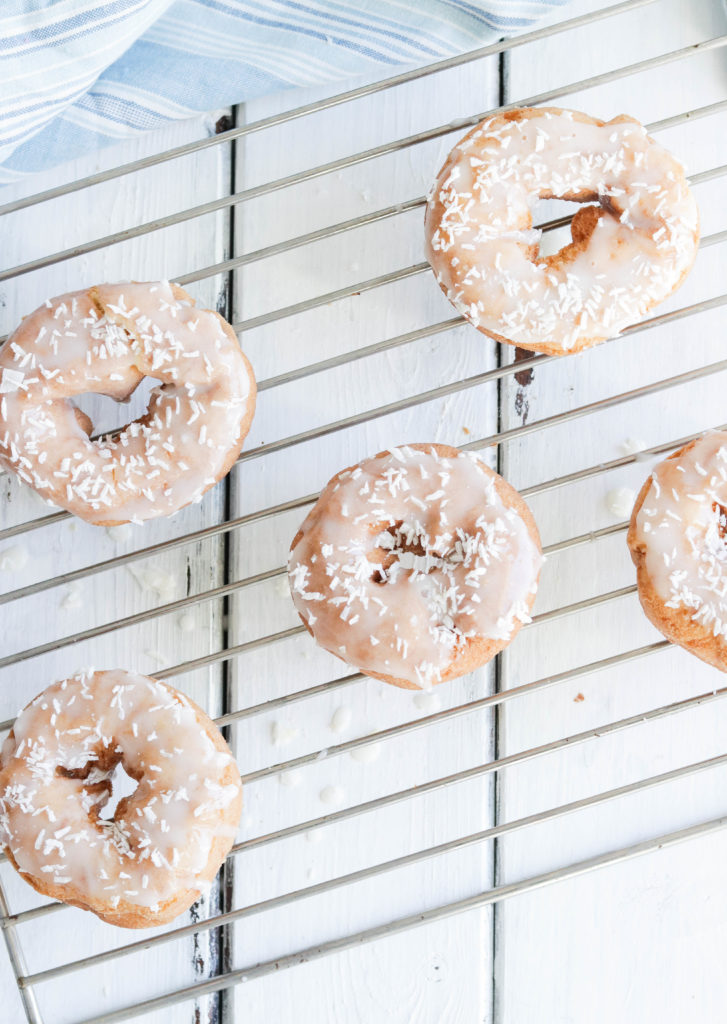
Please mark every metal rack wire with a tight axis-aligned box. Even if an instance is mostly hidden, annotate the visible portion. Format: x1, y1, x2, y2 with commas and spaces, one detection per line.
2, 0, 727, 1020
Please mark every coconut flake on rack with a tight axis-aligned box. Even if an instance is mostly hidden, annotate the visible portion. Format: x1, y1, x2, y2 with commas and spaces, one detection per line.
413, 691, 442, 713
319, 785, 345, 806
0, 544, 28, 572
350, 742, 381, 764
329, 706, 353, 733
128, 563, 177, 603
621, 437, 648, 457
60, 581, 83, 610
279, 769, 303, 788
107, 524, 133, 543
270, 721, 300, 747
177, 611, 197, 632
606, 487, 636, 518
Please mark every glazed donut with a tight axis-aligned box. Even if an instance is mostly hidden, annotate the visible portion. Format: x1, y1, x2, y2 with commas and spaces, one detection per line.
0, 281, 256, 525
628, 432, 727, 671
0, 670, 242, 928
288, 443, 542, 689
424, 107, 699, 356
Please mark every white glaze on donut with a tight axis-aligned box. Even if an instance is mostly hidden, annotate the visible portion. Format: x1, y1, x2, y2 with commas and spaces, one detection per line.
631, 432, 727, 637
0, 282, 256, 524
425, 107, 699, 355
0, 670, 242, 924
288, 445, 542, 688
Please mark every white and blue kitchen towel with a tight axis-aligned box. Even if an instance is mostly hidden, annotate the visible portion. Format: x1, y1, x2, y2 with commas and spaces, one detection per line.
0, 0, 567, 182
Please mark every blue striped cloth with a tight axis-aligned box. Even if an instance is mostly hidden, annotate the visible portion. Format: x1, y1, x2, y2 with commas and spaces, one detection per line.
0, 0, 567, 182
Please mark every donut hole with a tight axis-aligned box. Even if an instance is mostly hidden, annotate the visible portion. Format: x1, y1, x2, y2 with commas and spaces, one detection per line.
530, 196, 600, 260
71, 376, 163, 437
712, 503, 727, 541
370, 522, 446, 583
97, 762, 140, 820
57, 751, 140, 821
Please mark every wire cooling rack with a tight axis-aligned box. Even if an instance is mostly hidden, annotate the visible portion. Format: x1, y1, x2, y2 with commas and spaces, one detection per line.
2, 0, 727, 1021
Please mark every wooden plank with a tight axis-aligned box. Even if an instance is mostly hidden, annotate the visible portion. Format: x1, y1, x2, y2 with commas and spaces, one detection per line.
497, 1, 727, 1021
0, 111, 234, 1024
226, 55, 502, 1023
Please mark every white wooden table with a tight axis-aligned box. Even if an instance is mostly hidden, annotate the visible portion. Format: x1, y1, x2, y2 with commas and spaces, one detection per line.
2, 1, 727, 1021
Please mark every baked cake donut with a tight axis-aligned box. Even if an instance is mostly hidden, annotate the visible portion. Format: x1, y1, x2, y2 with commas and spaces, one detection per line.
288, 443, 542, 689
0, 670, 242, 928
628, 432, 727, 671
425, 107, 699, 355
0, 281, 256, 525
